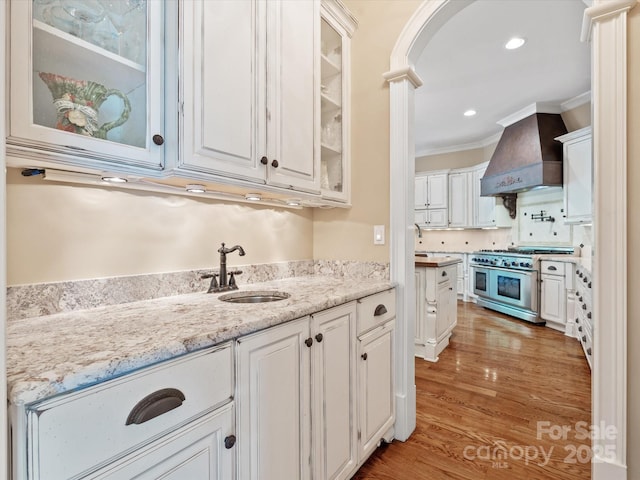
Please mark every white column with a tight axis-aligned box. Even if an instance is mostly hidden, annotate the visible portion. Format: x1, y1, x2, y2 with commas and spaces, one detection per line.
383, 67, 422, 441
582, 1, 636, 478
1, 1, 8, 477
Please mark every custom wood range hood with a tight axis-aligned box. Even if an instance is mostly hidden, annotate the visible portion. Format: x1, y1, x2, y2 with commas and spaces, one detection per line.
480, 111, 568, 218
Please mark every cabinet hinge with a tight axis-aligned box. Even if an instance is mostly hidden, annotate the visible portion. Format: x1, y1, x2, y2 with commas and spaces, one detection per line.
357, 430, 361, 440
179, 101, 184, 116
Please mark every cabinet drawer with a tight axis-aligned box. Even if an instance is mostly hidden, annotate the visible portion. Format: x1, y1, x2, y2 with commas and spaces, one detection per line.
357, 289, 396, 335
438, 265, 456, 284
26, 343, 233, 480
541, 260, 565, 275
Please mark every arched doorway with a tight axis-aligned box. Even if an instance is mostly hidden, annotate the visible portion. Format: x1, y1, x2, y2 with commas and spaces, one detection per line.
385, 1, 634, 477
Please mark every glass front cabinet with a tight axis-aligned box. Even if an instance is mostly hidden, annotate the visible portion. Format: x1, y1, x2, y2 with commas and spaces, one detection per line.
8, 0, 166, 174
319, 0, 356, 204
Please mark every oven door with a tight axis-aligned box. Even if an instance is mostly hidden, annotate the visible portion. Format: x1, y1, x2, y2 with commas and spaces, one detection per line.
489, 267, 537, 311
472, 266, 490, 297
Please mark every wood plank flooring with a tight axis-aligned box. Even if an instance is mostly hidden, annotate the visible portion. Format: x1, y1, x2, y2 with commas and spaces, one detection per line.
353, 301, 592, 480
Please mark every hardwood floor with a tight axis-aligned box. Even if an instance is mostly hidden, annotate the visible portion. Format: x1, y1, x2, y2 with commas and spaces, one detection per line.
353, 301, 591, 480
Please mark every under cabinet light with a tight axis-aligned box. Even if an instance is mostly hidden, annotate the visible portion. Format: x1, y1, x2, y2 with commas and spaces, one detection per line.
38, 169, 305, 209
186, 184, 206, 193
101, 175, 128, 183
286, 198, 302, 206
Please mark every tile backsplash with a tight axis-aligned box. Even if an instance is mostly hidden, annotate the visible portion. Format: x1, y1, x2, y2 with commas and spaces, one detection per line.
7, 259, 390, 321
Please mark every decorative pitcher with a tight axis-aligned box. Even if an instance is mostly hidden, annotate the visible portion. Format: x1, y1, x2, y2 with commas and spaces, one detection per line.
39, 72, 131, 139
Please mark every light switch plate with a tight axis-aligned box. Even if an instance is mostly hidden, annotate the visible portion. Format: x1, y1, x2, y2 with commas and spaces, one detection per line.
373, 225, 385, 245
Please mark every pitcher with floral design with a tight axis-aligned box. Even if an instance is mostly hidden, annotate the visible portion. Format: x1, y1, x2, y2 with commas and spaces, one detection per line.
38, 72, 131, 140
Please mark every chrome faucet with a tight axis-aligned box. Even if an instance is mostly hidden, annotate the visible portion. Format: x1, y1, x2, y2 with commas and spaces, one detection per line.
202, 242, 246, 293
414, 223, 423, 238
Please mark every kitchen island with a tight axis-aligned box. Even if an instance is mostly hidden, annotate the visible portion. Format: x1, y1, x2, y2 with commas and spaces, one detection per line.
414, 256, 462, 362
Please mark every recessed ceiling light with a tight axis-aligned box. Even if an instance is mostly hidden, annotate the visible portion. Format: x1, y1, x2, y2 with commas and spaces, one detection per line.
101, 176, 128, 183
505, 37, 526, 50
463, 109, 477, 117
186, 184, 206, 193
245, 193, 262, 201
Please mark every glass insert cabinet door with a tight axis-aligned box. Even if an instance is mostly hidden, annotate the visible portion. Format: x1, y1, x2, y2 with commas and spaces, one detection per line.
8, 0, 165, 171
320, 15, 345, 201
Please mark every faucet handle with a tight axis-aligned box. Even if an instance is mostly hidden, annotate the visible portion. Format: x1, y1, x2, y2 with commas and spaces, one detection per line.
200, 273, 219, 280
228, 270, 242, 288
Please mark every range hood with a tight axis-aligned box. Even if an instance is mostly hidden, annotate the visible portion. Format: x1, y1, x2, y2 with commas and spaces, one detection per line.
480, 111, 568, 199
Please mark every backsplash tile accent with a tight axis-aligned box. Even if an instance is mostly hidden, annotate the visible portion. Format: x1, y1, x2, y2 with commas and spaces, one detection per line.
314, 260, 390, 280
7, 260, 390, 321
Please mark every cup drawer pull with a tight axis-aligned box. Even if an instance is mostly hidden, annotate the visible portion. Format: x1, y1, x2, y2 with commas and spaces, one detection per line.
126, 388, 186, 425
374, 304, 388, 316
547, 265, 557, 271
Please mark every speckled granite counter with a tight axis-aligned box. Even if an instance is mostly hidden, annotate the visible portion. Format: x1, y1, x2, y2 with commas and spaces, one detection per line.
7, 276, 394, 406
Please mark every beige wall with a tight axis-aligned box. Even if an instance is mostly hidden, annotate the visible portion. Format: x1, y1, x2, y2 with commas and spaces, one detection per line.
312, 0, 422, 262
416, 146, 486, 172
6, 168, 313, 285
627, 6, 640, 479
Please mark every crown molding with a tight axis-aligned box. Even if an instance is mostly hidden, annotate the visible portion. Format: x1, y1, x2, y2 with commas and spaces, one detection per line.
416, 131, 501, 157
560, 90, 591, 111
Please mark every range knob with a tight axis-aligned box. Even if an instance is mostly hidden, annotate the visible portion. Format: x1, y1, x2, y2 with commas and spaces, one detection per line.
524, 262, 531, 268
519, 262, 526, 267
511, 261, 518, 267
502, 260, 510, 267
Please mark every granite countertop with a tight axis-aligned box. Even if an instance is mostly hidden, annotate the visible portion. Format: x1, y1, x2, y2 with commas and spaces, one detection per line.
540, 255, 592, 272
7, 276, 394, 406
414, 256, 463, 267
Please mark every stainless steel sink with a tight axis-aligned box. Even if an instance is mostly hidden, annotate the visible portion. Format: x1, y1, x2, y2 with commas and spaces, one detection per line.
218, 291, 290, 304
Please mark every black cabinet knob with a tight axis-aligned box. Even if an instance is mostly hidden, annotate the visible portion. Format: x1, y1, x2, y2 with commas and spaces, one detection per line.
361, 353, 368, 361
315, 333, 323, 343
152, 134, 164, 145
271, 159, 279, 168
224, 435, 236, 449
260, 156, 268, 165
305, 337, 313, 348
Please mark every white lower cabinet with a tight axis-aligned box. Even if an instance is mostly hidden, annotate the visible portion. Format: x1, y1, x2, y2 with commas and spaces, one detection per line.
357, 319, 395, 461
12, 343, 235, 480
236, 317, 312, 480
92, 404, 235, 480
540, 270, 566, 326
236, 302, 358, 480
236, 291, 396, 480
415, 264, 458, 362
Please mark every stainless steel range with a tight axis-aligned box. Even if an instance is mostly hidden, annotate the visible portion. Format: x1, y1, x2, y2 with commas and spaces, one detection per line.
470, 247, 577, 323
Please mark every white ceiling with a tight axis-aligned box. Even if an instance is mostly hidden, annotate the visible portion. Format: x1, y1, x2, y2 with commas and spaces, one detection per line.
414, 0, 591, 156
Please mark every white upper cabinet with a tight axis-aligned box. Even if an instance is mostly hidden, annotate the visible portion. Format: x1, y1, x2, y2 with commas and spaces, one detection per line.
415, 173, 447, 210
8, 0, 166, 173
556, 127, 592, 224
415, 172, 448, 228
319, 1, 356, 203
473, 162, 497, 227
427, 173, 448, 209
179, 0, 320, 193
448, 171, 472, 227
